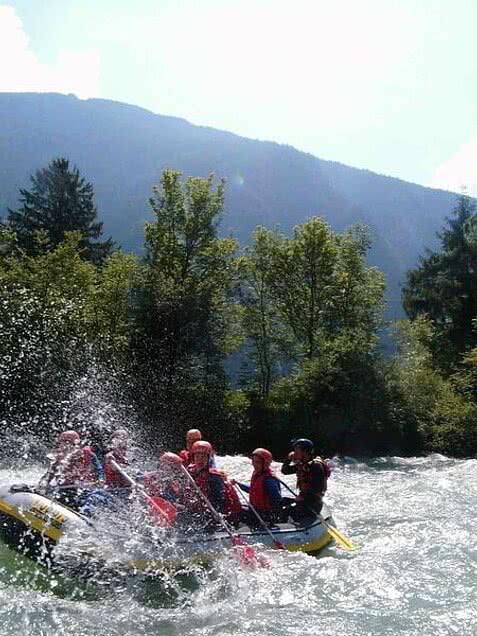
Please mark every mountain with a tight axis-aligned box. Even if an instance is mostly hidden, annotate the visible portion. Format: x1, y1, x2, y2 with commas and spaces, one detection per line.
0, 92, 458, 319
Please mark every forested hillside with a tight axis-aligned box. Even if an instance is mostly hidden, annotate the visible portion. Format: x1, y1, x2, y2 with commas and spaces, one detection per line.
0, 92, 458, 319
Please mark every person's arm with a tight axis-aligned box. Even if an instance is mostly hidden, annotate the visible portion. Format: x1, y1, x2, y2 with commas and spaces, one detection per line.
265, 478, 282, 509
233, 481, 250, 493
208, 474, 225, 513
281, 458, 297, 475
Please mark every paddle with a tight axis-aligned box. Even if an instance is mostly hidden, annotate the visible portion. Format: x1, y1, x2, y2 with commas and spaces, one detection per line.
277, 478, 356, 551
109, 459, 176, 527
179, 464, 267, 568
233, 483, 285, 550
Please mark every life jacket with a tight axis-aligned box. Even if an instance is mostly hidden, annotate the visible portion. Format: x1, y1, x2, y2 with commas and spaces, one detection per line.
143, 471, 180, 501
296, 458, 328, 501
104, 450, 130, 488
78, 446, 99, 483
223, 479, 242, 518
53, 447, 96, 486
249, 468, 279, 513
186, 465, 226, 514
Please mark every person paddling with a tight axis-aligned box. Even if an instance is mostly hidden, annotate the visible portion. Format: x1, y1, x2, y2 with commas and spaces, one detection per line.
232, 448, 282, 527
281, 438, 328, 523
104, 429, 131, 490
143, 452, 184, 503
42, 430, 103, 507
179, 440, 225, 530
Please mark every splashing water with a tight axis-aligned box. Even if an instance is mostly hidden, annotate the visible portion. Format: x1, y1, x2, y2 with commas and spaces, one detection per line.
0, 454, 476, 636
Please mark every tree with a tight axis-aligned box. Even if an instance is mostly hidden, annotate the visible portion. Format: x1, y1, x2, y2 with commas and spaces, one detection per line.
238, 227, 293, 399
8, 157, 113, 264
0, 231, 97, 434
132, 168, 238, 379
129, 169, 239, 447
403, 194, 477, 369
256, 218, 385, 361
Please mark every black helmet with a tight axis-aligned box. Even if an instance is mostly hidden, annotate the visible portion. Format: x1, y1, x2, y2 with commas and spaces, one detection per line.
292, 438, 314, 454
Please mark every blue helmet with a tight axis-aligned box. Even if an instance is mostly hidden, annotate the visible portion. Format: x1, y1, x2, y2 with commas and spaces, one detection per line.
292, 438, 314, 454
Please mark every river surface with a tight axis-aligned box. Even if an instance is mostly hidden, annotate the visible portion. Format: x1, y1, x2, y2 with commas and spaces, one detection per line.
0, 454, 476, 636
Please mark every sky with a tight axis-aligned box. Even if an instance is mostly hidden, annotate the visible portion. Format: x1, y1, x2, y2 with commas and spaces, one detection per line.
1, 0, 477, 194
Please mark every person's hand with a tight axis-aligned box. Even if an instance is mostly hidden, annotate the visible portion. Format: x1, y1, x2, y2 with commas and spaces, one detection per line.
288, 451, 295, 461
230, 479, 237, 486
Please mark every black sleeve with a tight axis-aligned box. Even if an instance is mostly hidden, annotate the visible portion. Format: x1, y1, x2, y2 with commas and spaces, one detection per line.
281, 459, 298, 475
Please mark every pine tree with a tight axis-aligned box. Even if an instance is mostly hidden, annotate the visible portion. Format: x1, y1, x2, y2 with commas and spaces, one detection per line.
8, 157, 113, 263
403, 194, 477, 368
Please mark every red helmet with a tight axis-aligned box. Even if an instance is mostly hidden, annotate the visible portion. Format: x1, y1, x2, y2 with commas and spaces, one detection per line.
58, 431, 80, 445
160, 452, 183, 466
252, 448, 273, 466
191, 440, 213, 455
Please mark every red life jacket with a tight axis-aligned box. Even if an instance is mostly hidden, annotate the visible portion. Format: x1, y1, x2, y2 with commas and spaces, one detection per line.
296, 458, 327, 501
54, 447, 95, 485
186, 466, 230, 515
143, 471, 180, 499
249, 468, 278, 512
223, 479, 242, 518
104, 450, 129, 488
78, 447, 98, 483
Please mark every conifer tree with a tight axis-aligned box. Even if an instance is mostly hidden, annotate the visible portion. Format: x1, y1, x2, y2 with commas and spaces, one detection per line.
403, 194, 477, 368
8, 157, 113, 264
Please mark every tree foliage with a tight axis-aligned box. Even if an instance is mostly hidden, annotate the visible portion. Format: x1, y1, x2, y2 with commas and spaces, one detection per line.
403, 194, 477, 369
8, 158, 114, 264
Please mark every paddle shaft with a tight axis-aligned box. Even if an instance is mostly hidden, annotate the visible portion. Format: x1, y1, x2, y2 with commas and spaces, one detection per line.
109, 459, 170, 524
179, 464, 238, 543
233, 484, 285, 549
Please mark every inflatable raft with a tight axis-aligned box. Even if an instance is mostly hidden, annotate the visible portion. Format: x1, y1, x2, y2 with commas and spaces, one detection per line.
0, 484, 334, 574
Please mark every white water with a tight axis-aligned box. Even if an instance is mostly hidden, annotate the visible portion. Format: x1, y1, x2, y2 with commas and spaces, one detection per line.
1, 454, 476, 636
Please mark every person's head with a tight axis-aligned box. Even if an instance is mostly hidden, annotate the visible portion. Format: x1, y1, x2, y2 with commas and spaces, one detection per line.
251, 448, 273, 473
186, 429, 202, 451
57, 430, 80, 453
190, 440, 212, 470
110, 429, 128, 452
291, 438, 314, 462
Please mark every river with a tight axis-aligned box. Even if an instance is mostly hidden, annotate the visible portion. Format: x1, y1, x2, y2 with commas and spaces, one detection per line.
0, 454, 476, 636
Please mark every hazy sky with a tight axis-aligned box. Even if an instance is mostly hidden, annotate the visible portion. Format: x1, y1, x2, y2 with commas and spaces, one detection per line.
1, 0, 477, 193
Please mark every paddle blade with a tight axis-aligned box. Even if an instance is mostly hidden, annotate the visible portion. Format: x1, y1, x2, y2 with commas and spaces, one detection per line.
324, 521, 356, 551
231, 536, 270, 568
148, 496, 177, 527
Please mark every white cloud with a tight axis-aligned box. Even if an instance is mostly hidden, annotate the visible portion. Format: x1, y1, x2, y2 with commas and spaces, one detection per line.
0, 5, 100, 98
429, 138, 477, 196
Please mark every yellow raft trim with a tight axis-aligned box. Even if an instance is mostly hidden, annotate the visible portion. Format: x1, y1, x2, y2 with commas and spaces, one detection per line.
0, 498, 62, 542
